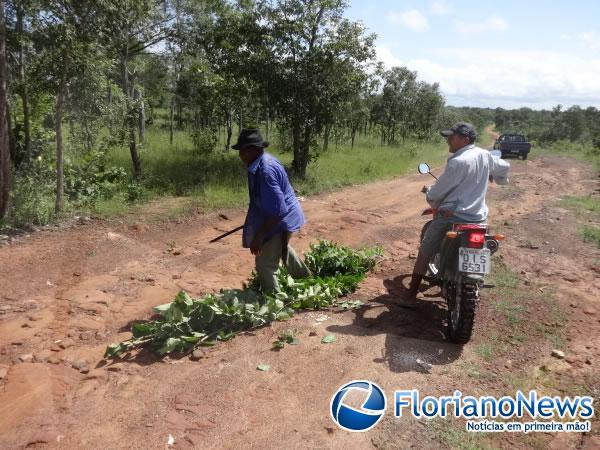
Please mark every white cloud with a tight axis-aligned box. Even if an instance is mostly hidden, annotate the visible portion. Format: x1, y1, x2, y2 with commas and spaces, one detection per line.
375, 46, 600, 108
375, 46, 403, 68
455, 16, 508, 34
387, 10, 429, 32
431, 1, 450, 16
562, 31, 600, 52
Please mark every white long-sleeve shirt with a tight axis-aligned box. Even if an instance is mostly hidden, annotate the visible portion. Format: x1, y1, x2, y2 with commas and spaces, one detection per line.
426, 144, 510, 222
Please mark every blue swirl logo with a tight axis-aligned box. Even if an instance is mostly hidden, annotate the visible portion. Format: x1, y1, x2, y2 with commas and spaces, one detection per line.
330, 380, 386, 432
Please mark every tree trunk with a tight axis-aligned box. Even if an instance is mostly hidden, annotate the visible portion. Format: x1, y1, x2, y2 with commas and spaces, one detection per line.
16, 7, 31, 161
0, 0, 9, 218
299, 127, 311, 178
107, 81, 113, 133
225, 107, 232, 151
169, 96, 174, 145
291, 122, 301, 175
7, 100, 15, 164
134, 86, 145, 144
177, 100, 182, 129
128, 121, 140, 177
322, 123, 331, 152
122, 51, 141, 178
265, 108, 270, 139
55, 57, 67, 214
84, 119, 92, 152
351, 126, 356, 149
291, 121, 310, 178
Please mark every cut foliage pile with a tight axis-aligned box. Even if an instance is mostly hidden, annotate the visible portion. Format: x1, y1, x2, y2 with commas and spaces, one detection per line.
105, 241, 382, 358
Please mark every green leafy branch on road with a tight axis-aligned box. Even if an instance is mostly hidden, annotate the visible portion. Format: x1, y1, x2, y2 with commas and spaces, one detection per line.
105, 241, 382, 358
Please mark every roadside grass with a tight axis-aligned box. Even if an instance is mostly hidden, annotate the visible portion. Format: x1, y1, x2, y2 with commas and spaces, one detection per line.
94, 195, 201, 223
456, 361, 498, 382
535, 286, 568, 348
521, 435, 550, 450
559, 195, 600, 217
558, 194, 600, 248
426, 418, 494, 450
466, 259, 567, 365
102, 129, 449, 219
477, 125, 495, 149
489, 259, 526, 336
532, 140, 600, 170
474, 334, 504, 362
93, 193, 134, 218
581, 225, 600, 248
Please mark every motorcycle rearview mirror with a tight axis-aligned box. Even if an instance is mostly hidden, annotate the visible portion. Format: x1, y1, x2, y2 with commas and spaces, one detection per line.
418, 163, 430, 174
418, 162, 438, 180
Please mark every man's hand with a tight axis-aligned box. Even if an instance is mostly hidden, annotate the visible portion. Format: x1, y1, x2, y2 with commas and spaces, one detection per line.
421, 185, 429, 194
250, 234, 263, 255
250, 215, 280, 256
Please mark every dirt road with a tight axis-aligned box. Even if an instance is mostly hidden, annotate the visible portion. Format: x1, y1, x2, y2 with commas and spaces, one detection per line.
0, 153, 599, 449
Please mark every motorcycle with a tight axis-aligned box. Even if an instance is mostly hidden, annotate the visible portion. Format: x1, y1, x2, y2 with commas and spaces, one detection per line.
416, 153, 505, 344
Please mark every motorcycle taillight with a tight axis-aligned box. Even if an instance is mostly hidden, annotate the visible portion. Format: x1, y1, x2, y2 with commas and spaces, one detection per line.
467, 232, 485, 248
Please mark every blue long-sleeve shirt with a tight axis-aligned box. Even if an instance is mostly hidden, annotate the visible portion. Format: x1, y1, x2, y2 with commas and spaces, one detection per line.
242, 152, 306, 248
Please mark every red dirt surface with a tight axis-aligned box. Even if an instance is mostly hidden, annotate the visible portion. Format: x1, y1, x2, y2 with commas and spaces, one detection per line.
0, 152, 598, 449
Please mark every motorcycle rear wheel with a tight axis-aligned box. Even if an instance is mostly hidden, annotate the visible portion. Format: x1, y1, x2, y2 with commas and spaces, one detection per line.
447, 281, 478, 344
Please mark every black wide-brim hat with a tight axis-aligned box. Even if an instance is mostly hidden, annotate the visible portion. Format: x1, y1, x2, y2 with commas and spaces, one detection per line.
231, 128, 269, 150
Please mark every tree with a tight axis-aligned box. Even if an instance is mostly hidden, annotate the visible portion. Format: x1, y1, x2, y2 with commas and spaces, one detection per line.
102, 0, 171, 178
177, 0, 256, 150
32, 0, 112, 212
15, 0, 32, 162
254, 0, 375, 177
0, 0, 10, 219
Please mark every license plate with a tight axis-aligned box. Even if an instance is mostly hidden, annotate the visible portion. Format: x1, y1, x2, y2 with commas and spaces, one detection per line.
458, 247, 491, 274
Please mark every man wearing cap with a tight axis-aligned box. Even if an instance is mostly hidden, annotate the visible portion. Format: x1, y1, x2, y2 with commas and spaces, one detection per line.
403, 122, 510, 301
232, 128, 311, 293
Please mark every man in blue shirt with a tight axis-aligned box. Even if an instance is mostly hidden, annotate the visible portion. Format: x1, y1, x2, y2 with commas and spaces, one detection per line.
232, 128, 311, 293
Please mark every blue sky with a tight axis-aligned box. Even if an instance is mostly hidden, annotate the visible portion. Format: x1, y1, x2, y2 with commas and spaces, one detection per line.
346, 0, 600, 109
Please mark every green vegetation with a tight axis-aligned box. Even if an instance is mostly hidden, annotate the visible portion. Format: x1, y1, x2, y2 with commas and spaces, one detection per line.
559, 195, 600, 216
581, 225, 600, 248
475, 259, 567, 358
105, 240, 382, 358
427, 418, 493, 450
1, 0, 455, 227
458, 363, 498, 382
101, 132, 449, 215
474, 341, 494, 362
1, 0, 597, 234
1, 127, 448, 228
558, 194, 600, 248
534, 140, 600, 170
272, 329, 300, 349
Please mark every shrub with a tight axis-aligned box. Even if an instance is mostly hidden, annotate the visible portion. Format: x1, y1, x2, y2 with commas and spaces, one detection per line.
191, 128, 218, 155
6, 160, 55, 227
